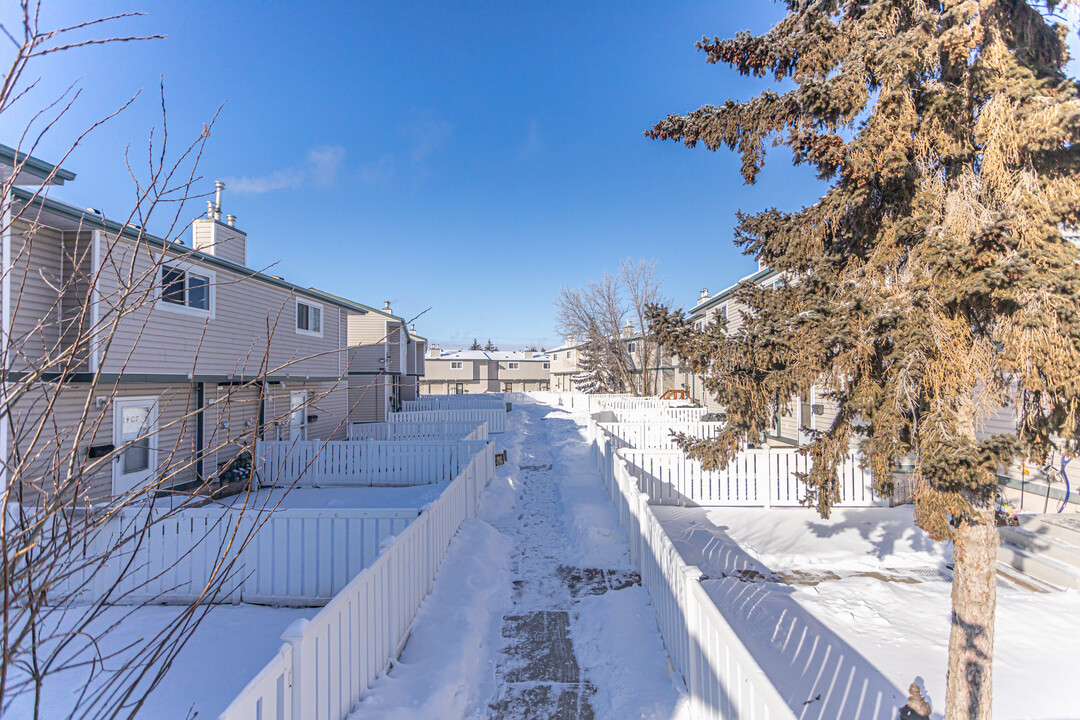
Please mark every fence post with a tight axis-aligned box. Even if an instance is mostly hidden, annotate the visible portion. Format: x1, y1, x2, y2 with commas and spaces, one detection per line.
680, 565, 703, 719
763, 445, 773, 510
281, 618, 311, 719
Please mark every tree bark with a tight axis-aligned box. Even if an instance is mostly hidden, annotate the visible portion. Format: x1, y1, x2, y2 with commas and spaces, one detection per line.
944, 504, 997, 720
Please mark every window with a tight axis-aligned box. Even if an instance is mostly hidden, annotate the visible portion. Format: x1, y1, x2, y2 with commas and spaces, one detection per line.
296, 299, 322, 337
567, 351, 573, 359
508, 362, 520, 369
542, 362, 550, 369
552, 353, 558, 360
451, 361, 463, 369
628, 342, 637, 354
720, 305, 728, 320
159, 265, 213, 314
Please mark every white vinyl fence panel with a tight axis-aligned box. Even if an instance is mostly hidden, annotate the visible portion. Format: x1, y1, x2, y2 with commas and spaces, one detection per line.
404, 395, 506, 411
592, 437, 797, 720
602, 407, 710, 424
618, 448, 876, 508
219, 441, 496, 720
590, 422, 725, 451
54, 507, 418, 606
389, 408, 507, 433
255, 440, 487, 487
347, 420, 488, 442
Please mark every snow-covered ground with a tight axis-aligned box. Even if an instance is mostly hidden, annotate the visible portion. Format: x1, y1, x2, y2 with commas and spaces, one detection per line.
4, 603, 316, 719
223, 482, 451, 509
352, 404, 688, 719
657, 505, 1079, 720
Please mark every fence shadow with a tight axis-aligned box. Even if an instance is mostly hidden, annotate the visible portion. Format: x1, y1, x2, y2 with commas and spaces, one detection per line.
656, 505, 912, 720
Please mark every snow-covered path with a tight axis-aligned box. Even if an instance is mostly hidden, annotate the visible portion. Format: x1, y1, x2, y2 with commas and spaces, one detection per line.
352, 404, 687, 720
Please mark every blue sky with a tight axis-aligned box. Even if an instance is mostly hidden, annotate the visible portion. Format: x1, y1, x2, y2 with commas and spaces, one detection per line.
6, 2, 838, 349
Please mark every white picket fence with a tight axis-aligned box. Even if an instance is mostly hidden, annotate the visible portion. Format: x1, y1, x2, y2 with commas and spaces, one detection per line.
586, 415, 878, 508
53, 506, 418, 606
589, 421, 725, 451
255, 439, 487, 487
617, 448, 876, 507
603, 407, 709, 424
592, 437, 797, 720
388, 408, 507, 433
404, 395, 506, 411
347, 420, 488, 442
219, 439, 497, 720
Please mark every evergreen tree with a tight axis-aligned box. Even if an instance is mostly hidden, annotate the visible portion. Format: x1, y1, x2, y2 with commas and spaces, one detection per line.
646, 4, 1080, 718
484, 339, 499, 351
469, 338, 482, 351
572, 334, 618, 394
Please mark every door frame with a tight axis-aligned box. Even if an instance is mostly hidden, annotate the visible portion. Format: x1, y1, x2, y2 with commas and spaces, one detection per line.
112, 396, 159, 496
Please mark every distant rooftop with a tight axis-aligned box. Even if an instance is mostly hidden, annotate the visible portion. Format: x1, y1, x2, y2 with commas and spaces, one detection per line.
431, 349, 550, 362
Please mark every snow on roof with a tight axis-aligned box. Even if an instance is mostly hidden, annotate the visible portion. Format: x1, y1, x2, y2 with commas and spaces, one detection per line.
432, 350, 550, 362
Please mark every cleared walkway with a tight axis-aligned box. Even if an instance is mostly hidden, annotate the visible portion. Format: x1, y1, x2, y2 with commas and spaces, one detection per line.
486, 408, 639, 719
351, 403, 686, 720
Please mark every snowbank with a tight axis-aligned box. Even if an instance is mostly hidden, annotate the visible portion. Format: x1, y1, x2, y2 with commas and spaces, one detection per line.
571, 585, 690, 720
349, 518, 513, 720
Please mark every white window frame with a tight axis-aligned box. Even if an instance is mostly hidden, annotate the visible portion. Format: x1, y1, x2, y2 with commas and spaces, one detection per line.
156, 263, 215, 318
542, 362, 550, 369
508, 362, 520, 370
567, 350, 573, 360
295, 298, 324, 338
552, 353, 558, 360
628, 342, 637, 354
450, 361, 463, 369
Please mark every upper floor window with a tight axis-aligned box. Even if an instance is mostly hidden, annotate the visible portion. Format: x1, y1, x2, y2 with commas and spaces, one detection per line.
628, 342, 637, 354
719, 305, 727, 319
508, 362, 520, 369
542, 362, 550, 369
451, 361, 463, 369
552, 353, 558, 360
159, 264, 213, 316
567, 351, 573, 359
296, 299, 323, 337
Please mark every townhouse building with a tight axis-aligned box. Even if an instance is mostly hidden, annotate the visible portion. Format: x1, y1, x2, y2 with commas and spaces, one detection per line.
421, 349, 549, 394
0, 144, 425, 503
548, 330, 681, 396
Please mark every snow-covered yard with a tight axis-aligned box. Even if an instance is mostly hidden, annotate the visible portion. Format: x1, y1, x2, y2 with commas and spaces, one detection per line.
656, 505, 1079, 719
5, 603, 316, 719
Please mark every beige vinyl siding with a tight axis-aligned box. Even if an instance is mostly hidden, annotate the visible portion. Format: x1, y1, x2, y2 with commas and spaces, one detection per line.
348, 375, 388, 423
7, 222, 65, 373
9, 382, 199, 503
192, 219, 247, 267
59, 230, 94, 371
94, 235, 341, 378
386, 322, 405, 373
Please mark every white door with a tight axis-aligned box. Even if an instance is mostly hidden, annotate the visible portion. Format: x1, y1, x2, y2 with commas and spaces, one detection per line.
113, 397, 158, 495
289, 391, 307, 441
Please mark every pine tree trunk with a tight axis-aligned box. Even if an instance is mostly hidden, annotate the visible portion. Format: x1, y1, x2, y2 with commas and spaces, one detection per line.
944, 504, 997, 720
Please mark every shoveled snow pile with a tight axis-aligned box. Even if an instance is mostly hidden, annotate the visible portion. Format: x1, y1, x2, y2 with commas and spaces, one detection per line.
350, 518, 513, 720
571, 585, 690, 720
656, 504, 1078, 720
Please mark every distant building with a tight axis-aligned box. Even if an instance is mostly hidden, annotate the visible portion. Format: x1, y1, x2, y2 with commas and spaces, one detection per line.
421, 348, 549, 394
